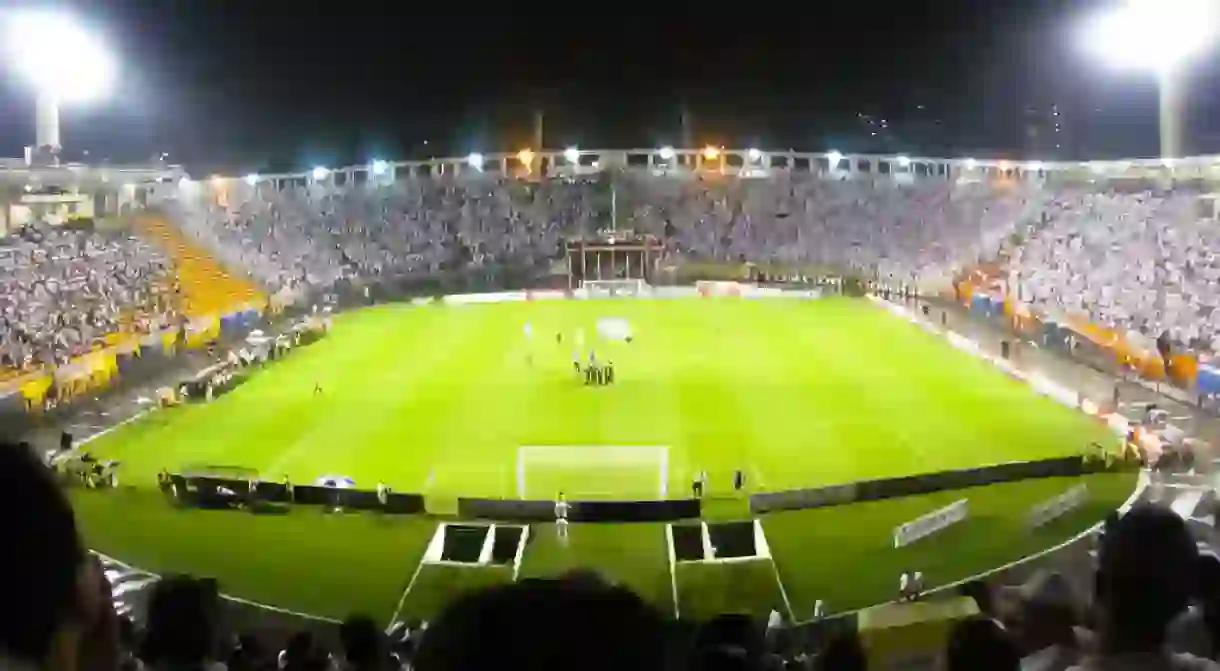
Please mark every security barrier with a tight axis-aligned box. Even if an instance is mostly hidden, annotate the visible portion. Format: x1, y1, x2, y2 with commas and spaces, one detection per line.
456, 497, 701, 523
749, 456, 1112, 514
167, 473, 425, 514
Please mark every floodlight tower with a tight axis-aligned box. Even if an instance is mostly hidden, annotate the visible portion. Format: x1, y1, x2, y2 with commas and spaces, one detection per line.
1081, 0, 1218, 159
4, 11, 117, 165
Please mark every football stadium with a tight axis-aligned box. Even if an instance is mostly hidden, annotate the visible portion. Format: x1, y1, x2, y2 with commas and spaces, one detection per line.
9, 7, 1220, 667
69, 291, 1137, 624
9, 136, 1212, 667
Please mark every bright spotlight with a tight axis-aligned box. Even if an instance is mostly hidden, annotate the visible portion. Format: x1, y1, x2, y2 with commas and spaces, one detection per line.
312, 166, 330, 180
564, 146, 580, 163
827, 151, 843, 165
517, 148, 535, 166
467, 152, 484, 170
747, 148, 762, 161
897, 155, 912, 167
210, 174, 223, 186
1081, 0, 1218, 73
371, 160, 388, 175
964, 158, 977, 168
244, 173, 260, 186
702, 146, 720, 160
1027, 161, 1044, 171
658, 146, 676, 160
4, 12, 117, 103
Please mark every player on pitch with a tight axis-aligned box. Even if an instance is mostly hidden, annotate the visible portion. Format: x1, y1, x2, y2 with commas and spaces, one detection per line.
555, 492, 571, 544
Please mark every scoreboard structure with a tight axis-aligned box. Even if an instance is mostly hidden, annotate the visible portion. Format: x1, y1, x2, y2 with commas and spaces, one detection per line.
565, 230, 662, 289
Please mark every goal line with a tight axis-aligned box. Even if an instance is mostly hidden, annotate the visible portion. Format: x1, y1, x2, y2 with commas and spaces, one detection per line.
515, 445, 670, 500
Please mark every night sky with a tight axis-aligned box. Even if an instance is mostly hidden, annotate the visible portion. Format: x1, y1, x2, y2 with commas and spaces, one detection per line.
1, 0, 1216, 175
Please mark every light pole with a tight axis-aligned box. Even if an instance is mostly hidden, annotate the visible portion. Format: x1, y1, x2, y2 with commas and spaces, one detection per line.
3, 11, 117, 165
1080, 0, 1218, 159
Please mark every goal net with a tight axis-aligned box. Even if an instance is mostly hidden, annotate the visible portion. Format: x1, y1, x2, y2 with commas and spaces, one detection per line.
583, 278, 649, 297
516, 445, 669, 500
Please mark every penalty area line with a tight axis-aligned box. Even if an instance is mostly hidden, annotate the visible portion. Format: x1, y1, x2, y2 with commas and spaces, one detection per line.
665, 524, 681, 619
94, 550, 341, 624
386, 550, 430, 632
768, 555, 795, 623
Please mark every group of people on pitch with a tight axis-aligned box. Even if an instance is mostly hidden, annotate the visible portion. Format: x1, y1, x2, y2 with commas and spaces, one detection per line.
575, 351, 615, 386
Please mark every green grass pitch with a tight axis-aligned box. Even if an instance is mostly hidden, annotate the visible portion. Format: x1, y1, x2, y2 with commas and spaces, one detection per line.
72, 296, 1135, 623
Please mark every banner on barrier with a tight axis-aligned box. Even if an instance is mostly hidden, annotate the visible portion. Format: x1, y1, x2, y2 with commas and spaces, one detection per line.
893, 499, 968, 548
697, 281, 745, 297
1028, 484, 1089, 528
444, 292, 525, 305
781, 289, 823, 300
741, 287, 785, 298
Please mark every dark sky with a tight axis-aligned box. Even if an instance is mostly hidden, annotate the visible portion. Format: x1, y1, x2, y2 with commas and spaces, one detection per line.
1, 0, 1216, 174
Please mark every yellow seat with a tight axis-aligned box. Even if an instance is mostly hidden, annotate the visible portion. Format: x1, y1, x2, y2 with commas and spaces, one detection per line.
133, 214, 267, 319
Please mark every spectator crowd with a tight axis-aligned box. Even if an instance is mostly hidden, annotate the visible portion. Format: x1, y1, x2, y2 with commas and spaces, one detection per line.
0, 222, 173, 376
165, 172, 1038, 301
1012, 189, 1220, 355
3, 167, 1220, 373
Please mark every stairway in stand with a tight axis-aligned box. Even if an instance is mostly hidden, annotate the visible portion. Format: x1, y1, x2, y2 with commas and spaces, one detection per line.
133, 213, 266, 320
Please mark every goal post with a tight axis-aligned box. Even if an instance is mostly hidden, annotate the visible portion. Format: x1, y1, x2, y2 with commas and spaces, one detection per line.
582, 278, 650, 297
516, 445, 669, 501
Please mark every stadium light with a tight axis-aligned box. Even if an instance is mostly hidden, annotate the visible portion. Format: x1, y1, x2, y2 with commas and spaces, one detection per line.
702, 146, 720, 160
827, 150, 844, 165
896, 155, 912, 168
1080, 0, 1219, 158
517, 148, 535, 166
467, 152, 485, 170
964, 158, 978, 168
311, 166, 330, 180
244, 173, 260, 186
658, 146, 676, 161
747, 148, 763, 161
564, 146, 580, 163
371, 159, 388, 175
3, 11, 118, 161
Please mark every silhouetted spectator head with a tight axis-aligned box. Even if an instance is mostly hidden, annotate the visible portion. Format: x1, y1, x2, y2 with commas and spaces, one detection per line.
0, 442, 90, 666
1094, 504, 1197, 651
415, 573, 668, 671
141, 575, 222, 668
340, 614, 385, 671
1196, 554, 1220, 608
945, 616, 1019, 671
282, 630, 330, 671
229, 632, 265, 671
818, 631, 866, 671
999, 571, 1079, 652
958, 580, 995, 616
693, 613, 766, 671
